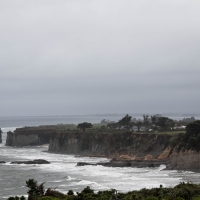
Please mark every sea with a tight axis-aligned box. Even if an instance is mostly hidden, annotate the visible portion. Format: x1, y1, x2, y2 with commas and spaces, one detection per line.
1, 115, 200, 199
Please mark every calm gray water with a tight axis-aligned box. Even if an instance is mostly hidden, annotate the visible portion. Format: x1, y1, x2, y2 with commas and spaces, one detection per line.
1, 116, 200, 199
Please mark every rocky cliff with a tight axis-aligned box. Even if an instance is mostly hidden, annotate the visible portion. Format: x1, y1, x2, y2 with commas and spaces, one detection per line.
166, 149, 200, 171
48, 131, 200, 171
48, 131, 171, 159
6, 126, 57, 147
0, 130, 2, 143
6, 125, 200, 171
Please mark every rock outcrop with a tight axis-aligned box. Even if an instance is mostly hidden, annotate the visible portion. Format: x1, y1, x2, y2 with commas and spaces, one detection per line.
6, 126, 57, 147
6, 131, 13, 146
0, 128, 2, 143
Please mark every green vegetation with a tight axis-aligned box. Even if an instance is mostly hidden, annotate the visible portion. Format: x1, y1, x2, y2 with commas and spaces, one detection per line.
186, 120, 200, 138
77, 122, 93, 132
155, 130, 186, 135
165, 120, 200, 152
105, 114, 188, 133
16, 114, 195, 137
8, 180, 200, 200
184, 120, 200, 151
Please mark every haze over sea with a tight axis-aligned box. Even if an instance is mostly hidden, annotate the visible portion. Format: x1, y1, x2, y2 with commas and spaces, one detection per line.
1, 115, 200, 199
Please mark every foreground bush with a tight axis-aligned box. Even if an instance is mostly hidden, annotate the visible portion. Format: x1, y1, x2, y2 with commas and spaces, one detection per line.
7, 180, 200, 200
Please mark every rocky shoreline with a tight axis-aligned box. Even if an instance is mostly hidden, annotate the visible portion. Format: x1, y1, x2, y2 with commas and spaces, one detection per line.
4, 126, 200, 172
77, 159, 169, 168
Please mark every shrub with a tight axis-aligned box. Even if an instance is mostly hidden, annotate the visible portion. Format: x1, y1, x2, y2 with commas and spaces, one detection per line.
7, 197, 26, 200
145, 196, 157, 200
81, 186, 94, 194
45, 188, 65, 199
67, 190, 74, 195
38, 197, 59, 200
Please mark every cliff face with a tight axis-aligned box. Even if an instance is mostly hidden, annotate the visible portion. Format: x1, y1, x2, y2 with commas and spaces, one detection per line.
48, 132, 171, 159
167, 150, 200, 171
6, 126, 56, 147
48, 131, 200, 171
5, 131, 13, 146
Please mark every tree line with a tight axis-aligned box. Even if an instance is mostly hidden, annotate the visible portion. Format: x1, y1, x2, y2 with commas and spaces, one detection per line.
77, 114, 197, 132
107, 114, 175, 132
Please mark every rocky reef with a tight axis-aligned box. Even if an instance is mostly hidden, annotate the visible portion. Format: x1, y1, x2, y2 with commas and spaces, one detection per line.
11, 159, 50, 164
0, 159, 50, 164
77, 160, 169, 168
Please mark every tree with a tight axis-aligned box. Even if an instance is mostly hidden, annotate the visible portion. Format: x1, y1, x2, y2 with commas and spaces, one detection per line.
77, 122, 93, 132
135, 120, 143, 132
107, 123, 118, 129
156, 117, 174, 131
186, 120, 200, 138
118, 114, 132, 127
143, 114, 150, 130
26, 179, 45, 199
151, 115, 157, 125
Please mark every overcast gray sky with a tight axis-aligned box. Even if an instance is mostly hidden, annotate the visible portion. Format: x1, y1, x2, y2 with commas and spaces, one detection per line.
0, 0, 200, 116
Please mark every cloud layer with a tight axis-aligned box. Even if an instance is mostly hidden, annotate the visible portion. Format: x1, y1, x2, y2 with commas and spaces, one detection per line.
1, 0, 200, 115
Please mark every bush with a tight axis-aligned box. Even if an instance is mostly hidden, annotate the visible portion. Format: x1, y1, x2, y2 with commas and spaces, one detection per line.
45, 188, 65, 199
188, 137, 197, 149
81, 186, 94, 194
145, 196, 157, 200
7, 197, 26, 200
38, 197, 59, 200
67, 190, 74, 195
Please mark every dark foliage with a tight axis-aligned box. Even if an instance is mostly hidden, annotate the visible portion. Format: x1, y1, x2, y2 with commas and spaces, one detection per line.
186, 120, 200, 138
8, 180, 200, 200
118, 114, 132, 127
77, 122, 93, 132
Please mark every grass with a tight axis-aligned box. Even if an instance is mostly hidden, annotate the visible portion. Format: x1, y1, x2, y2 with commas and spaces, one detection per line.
193, 195, 200, 200
156, 130, 186, 135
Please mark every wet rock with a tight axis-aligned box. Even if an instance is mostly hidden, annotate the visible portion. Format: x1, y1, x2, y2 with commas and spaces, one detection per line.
103, 160, 132, 167
11, 159, 50, 164
130, 160, 168, 168
0, 161, 5, 164
76, 160, 168, 168
77, 162, 97, 166
77, 161, 132, 167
